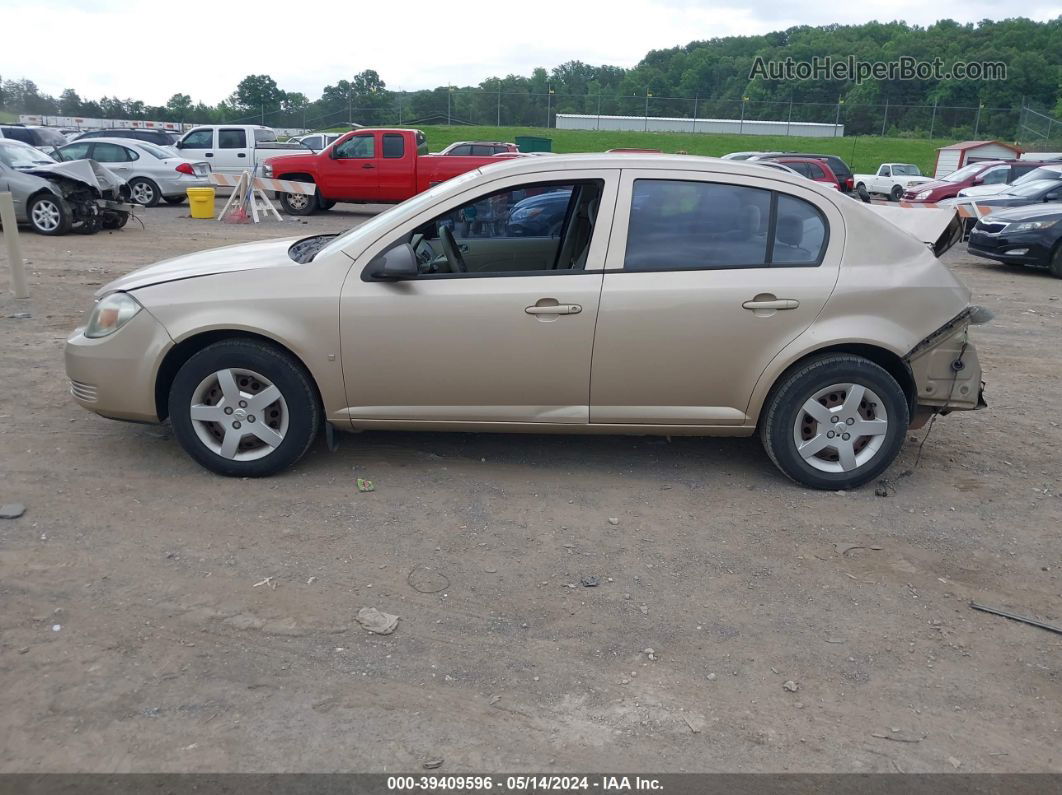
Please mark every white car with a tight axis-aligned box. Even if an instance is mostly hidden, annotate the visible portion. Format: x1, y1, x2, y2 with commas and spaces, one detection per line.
55, 137, 211, 207
958, 164, 1062, 198
173, 125, 309, 176
852, 164, 931, 201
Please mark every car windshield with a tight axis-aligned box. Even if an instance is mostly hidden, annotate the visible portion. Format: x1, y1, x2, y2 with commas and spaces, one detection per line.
943, 163, 990, 183
1005, 179, 1060, 197
137, 142, 175, 159
892, 164, 921, 176
314, 169, 485, 262
0, 141, 55, 168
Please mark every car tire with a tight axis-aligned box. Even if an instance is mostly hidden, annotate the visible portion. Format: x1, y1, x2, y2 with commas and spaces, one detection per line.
128, 177, 161, 207
1049, 242, 1062, 279
317, 197, 336, 211
759, 354, 909, 490
164, 196, 186, 205
168, 339, 321, 477
280, 191, 316, 215
27, 193, 72, 236
890, 185, 903, 201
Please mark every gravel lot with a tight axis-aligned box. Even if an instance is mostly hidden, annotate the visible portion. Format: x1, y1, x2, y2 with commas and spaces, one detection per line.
1, 204, 1060, 773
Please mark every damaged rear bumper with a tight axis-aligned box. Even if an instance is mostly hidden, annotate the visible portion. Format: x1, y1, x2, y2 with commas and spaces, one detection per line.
905, 306, 989, 414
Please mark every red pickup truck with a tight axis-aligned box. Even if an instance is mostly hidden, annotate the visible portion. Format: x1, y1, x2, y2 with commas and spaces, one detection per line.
261, 128, 500, 215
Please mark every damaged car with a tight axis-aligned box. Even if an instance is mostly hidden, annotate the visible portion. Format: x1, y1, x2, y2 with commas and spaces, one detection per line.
0, 139, 134, 235
65, 154, 987, 489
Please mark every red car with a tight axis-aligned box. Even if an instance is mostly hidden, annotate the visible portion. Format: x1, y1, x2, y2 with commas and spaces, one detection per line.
763, 156, 842, 190
262, 129, 501, 215
901, 159, 1045, 203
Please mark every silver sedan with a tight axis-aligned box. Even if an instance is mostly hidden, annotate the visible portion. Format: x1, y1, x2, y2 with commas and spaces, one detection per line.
55, 138, 211, 207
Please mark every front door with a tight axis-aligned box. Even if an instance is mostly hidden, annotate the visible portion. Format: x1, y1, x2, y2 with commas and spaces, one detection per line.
339, 171, 618, 424
589, 171, 843, 426
327, 133, 379, 200
177, 128, 215, 168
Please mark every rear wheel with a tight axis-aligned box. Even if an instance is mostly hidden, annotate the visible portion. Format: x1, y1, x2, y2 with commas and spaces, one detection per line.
168, 340, 321, 477
280, 191, 315, 215
760, 354, 909, 490
129, 177, 161, 207
27, 193, 71, 235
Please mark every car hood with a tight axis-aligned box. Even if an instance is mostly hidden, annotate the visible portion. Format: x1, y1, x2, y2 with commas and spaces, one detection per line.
25, 159, 126, 193
905, 179, 953, 194
98, 236, 302, 298
958, 184, 1008, 197
981, 202, 1062, 223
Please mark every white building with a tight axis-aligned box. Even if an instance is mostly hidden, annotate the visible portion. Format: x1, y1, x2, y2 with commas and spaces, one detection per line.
932, 140, 1024, 178
556, 113, 844, 138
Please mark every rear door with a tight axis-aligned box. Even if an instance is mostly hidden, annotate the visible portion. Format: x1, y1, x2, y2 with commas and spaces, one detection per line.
89, 142, 137, 178
377, 132, 415, 201
214, 128, 251, 174
589, 170, 843, 426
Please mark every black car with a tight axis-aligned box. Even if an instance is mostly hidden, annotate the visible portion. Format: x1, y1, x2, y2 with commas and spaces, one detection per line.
956, 178, 1062, 211
74, 128, 178, 147
758, 152, 854, 192
0, 124, 68, 149
967, 202, 1062, 277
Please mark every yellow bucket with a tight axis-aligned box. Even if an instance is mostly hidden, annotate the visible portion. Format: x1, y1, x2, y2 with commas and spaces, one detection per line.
187, 187, 215, 219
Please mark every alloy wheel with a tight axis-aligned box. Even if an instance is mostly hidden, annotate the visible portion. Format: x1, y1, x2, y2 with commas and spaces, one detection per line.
131, 181, 156, 205
31, 199, 62, 232
792, 383, 889, 473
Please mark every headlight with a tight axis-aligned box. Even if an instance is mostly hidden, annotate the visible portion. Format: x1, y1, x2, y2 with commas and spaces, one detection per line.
915, 190, 932, 200
1007, 219, 1058, 232
262, 163, 273, 177
85, 292, 141, 339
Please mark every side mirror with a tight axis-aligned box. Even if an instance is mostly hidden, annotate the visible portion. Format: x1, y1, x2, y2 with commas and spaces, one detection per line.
174, 140, 184, 149
369, 244, 419, 281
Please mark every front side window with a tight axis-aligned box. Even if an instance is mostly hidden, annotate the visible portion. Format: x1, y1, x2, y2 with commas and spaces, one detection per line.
219, 129, 247, 149
58, 142, 92, 161
624, 179, 827, 270
382, 180, 602, 276
92, 142, 136, 162
335, 135, 375, 159
182, 129, 214, 149
981, 167, 1007, 184
805, 163, 825, 179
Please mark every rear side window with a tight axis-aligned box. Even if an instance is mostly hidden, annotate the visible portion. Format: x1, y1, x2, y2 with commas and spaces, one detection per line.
92, 142, 137, 162
624, 179, 828, 270
805, 163, 825, 179
449, 145, 471, 155
254, 128, 278, 143
1, 127, 33, 144
382, 133, 405, 159
416, 131, 428, 156
471, 145, 493, 156
219, 129, 247, 149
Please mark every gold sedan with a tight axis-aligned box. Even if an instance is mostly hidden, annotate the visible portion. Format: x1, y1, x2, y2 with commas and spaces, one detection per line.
65, 155, 986, 489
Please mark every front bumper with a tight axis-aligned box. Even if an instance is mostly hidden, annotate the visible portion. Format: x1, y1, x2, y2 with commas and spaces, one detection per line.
967, 231, 1052, 266
65, 306, 173, 423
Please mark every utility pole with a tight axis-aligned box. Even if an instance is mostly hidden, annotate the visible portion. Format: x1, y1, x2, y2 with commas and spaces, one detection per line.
546, 83, 553, 128
692, 94, 699, 133
786, 97, 793, 136
881, 97, 889, 136
644, 86, 652, 132
447, 87, 452, 126
261, 103, 264, 124
496, 87, 501, 127
973, 102, 984, 138
739, 96, 747, 134
834, 97, 843, 137
929, 99, 937, 139
597, 93, 602, 130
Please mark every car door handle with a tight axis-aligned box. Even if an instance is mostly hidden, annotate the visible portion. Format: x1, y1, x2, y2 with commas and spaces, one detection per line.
204, 152, 213, 157
361, 163, 374, 169
237, 153, 246, 158
742, 298, 799, 311
526, 304, 581, 315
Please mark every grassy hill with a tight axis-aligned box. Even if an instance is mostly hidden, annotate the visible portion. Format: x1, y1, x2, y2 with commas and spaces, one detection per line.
325, 124, 947, 174
0, 110, 18, 123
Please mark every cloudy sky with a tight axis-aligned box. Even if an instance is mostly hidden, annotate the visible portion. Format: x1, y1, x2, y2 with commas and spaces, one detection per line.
2, 0, 1058, 105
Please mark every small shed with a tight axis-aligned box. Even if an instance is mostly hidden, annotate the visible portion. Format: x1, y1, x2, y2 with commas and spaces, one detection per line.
933, 140, 1023, 178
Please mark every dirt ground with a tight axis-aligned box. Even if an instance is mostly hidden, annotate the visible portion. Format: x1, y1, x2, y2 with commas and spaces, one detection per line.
1, 203, 1060, 774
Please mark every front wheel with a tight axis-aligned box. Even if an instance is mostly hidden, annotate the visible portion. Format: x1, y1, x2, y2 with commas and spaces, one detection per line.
1049, 243, 1062, 279
280, 192, 315, 215
168, 340, 321, 477
164, 196, 186, 206
27, 193, 72, 235
890, 184, 903, 201
759, 354, 909, 490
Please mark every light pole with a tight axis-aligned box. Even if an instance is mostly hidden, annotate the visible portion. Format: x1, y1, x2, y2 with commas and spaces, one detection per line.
447, 86, 453, 126
546, 83, 554, 128
644, 86, 652, 131
739, 95, 748, 134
